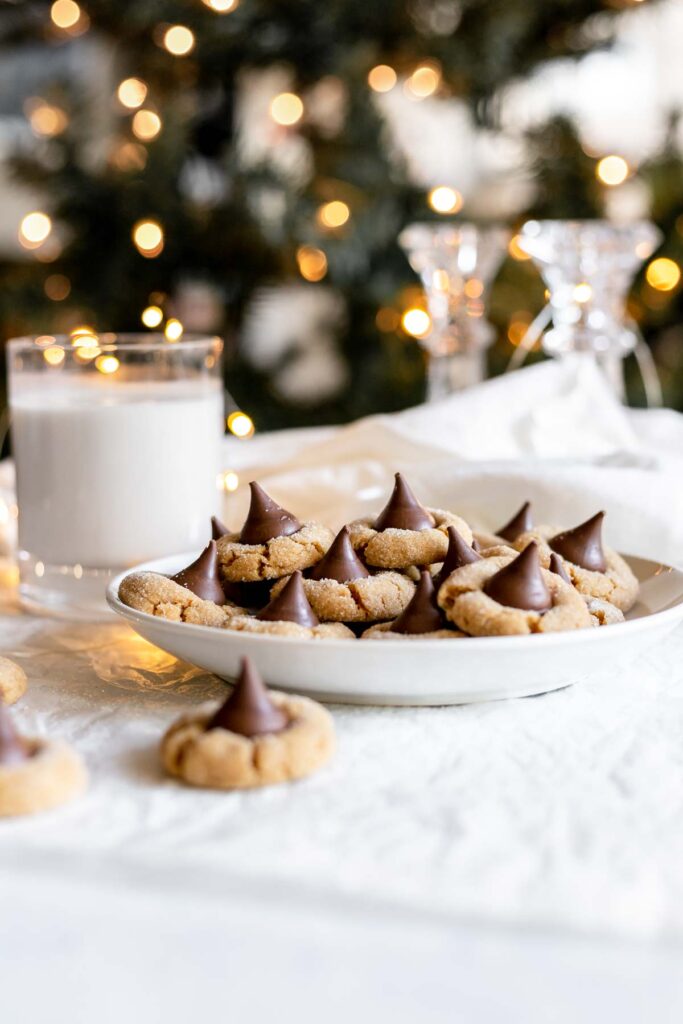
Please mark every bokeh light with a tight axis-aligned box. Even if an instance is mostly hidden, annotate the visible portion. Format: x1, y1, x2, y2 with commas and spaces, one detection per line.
646, 257, 681, 291
132, 110, 162, 141
368, 65, 397, 93
141, 305, 164, 328
406, 62, 441, 99
25, 100, 68, 137
50, 0, 80, 29
596, 155, 629, 186
43, 345, 65, 366
19, 212, 52, 248
44, 274, 71, 301
132, 219, 164, 257
164, 318, 183, 341
401, 308, 432, 338
508, 234, 531, 261
296, 245, 328, 281
118, 78, 148, 109
573, 282, 593, 303
317, 200, 350, 229
227, 411, 255, 438
95, 355, 120, 375
202, 0, 239, 10
163, 25, 195, 56
428, 186, 462, 214
269, 93, 304, 126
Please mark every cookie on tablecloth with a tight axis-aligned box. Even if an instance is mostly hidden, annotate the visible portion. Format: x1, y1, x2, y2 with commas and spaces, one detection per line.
0, 656, 27, 705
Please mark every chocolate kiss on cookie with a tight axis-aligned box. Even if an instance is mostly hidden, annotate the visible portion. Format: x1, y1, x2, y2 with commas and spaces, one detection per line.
239, 482, 302, 545
483, 542, 552, 612
392, 570, 443, 634
0, 701, 31, 768
256, 570, 320, 627
548, 552, 572, 585
435, 526, 481, 588
497, 501, 532, 542
307, 526, 370, 582
549, 512, 607, 573
170, 540, 227, 605
207, 657, 288, 737
211, 515, 229, 541
374, 473, 435, 532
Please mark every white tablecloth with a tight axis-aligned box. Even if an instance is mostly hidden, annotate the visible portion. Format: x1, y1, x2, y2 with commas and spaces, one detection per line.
4, 359, 683, 1021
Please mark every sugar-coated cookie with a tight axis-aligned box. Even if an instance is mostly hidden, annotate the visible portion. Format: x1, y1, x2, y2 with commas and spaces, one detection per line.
0, 656, 27, 705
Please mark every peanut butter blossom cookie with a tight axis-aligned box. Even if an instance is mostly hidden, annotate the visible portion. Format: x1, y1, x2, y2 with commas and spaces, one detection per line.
514, 511, 639, 612
216, 482, 334, 582
473, 500, 534, 551
439, 541, 592, 636
547, 552, 625, 626
119, 540, 238, 627
0, 656, 27, 706
0, 702, 87, 817
270, 526, 414, 623
161, 657, 335, 789
363, 570, 466, 639
226, 571, 354, 639
347, 473, 473, 569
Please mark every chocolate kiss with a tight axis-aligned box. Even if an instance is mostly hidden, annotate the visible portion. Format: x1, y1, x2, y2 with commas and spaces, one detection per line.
256, 571, 320, 627
307, 526, 370, 583
548, 553, 572, 585
211, 515, 229, 541
374, 473, 435, 532
392, 570, 444, 634
483, 542, 552, 612
207, 657, 288, 737
170, 540, 226, 604
435, 526, 481, 588
239, 482, 302, 545
549, 512, 607, 573
0, 701, 31, 767
497, 501, 533, 542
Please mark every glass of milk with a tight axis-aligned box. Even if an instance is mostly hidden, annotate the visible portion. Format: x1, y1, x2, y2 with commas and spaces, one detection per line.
8, 332, 224, 619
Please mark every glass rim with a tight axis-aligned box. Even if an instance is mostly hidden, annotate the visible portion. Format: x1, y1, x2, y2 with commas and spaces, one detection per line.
7, 332, 224, 354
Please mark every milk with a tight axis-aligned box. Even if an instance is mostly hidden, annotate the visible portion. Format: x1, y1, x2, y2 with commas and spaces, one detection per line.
12, 378, 224, 568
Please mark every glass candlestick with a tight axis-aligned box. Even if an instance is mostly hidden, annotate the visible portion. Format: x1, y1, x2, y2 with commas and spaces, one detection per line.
516, 220, 662, 403
399, 222, 509, 401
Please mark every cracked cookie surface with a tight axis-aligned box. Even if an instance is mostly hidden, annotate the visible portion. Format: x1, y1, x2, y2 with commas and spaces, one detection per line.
161, 692, 335, 789
586, 597, 625, 626
119, 572, 239, 627
438, 555, 592, 636
0, 739, 87, 817
0, 656, 27, 705
513, 527, 639, 612
270, 571, 414, 623
347, 509, 473, 570
216, 522, 334, 582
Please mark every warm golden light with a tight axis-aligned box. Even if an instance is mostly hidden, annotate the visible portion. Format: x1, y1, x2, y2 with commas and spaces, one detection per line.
19, 212, 52, 248
508, 313, 533, 347
132, 219, 164, 257
219, 470, 240, 492
142, 305, 164, 328
44, 274, 71, 301
368, 65, 397, 93
132, 110, 162, 141
646, 257, 681, 292
164, 318, 183, 342
227, 411, 255, 438
596, 154, 629, 187
202, 0, 239, 10
401, 308, 431, 338
573, 282, 593, 303
43, 346, 65, 366
317, 200, 350, 229
428, 186, 462, 214
376, 307, 400, 332
406, 62, 441, 99
296, 245, 327, 282
25, 100, 68, 137
269, 92, 304, 126
464, 278, 484, 299
118, 78, 148, 109
50, 0, 81, 28
163, 25, 195, 56
112, 141, 147, 172
508, 234, 531, 261
95, 355, 120, 375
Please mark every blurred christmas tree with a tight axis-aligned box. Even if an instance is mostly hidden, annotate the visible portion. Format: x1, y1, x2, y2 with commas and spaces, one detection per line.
0, 0, 681, 432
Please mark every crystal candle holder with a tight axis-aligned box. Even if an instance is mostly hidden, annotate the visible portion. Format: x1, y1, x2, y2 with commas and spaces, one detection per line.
518, 219, 662, 400
399, 222, 509, 400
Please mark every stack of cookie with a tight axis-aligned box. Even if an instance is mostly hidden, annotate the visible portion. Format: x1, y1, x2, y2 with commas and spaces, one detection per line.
119, 474, 639, 639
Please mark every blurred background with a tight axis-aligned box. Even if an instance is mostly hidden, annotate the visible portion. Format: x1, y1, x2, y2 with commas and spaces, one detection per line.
1, 0, 682, 440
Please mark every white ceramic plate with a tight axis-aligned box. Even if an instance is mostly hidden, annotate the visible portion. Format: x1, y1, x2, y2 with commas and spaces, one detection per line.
107, 552, 683, 706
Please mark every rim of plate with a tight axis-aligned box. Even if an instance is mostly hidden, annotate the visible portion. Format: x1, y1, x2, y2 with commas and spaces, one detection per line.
106, 551, 683, 652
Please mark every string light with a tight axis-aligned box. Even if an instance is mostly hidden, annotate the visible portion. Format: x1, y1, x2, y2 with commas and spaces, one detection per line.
573, 282, 593, 303
163, 25, 195, 56
227, 411, 255, 438
19, 212, 52, 249
296, 245, 327, 282
164, 318, 183, 341
317, 200, 350, 229
406, 62, 441, 99
95, 355, 120, 375
646, 257, 681, 292
141, 305, 164, 328
427, 186, 462, 214
596, 155, 629, 186
44, 274, 71, 301
72, 330, 100, 361
43, 346, 65, 366
132, 110, 162, 141
269, 93, 304, 126
25, 99, 68, 137
117, 78, 148, 109
508, 235, 531, 261
50, 0, 81, 29
219, 470, 240, 491
202, 0, 239, 10
132, 219, 164, 257
401, 308, 431, 338
368, 65, 397, 93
